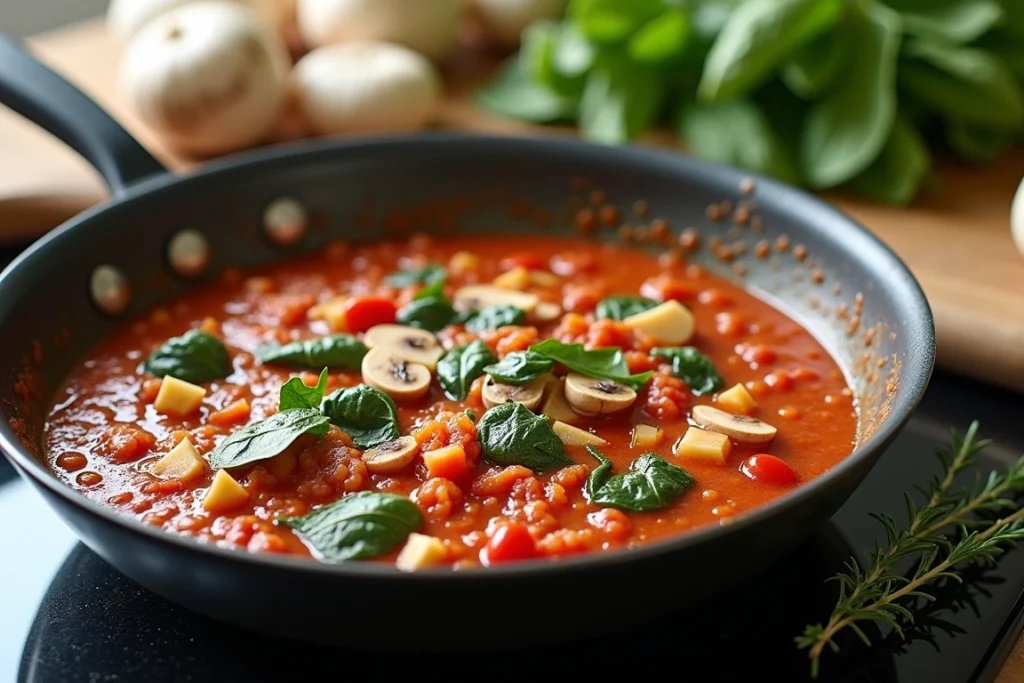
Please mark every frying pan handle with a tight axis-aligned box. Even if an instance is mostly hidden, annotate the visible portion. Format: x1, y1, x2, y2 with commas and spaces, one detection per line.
0, 31, 167, 195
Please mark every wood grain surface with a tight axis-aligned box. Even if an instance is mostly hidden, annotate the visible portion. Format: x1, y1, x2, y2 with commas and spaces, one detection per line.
1, 20, 1024, 397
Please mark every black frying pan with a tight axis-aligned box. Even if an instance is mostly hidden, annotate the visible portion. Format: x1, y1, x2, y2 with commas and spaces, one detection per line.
0, 33, 934, 649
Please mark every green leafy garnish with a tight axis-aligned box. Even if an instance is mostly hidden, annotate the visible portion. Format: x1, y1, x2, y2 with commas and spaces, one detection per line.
385, 263, 446, 287
595, 295, 659, 321
464, 305, 527, 334
652, 346, 724, 396
483, 350, 556, 386
396, 296, 458, 332
584, 446, 694, 512
144, 329, 231, 383
256, 335, 367, 371
321, 384, 400, 449
277, 491, 422, 562
437, 340, 498, 400
279, 368, 329, 412
477, 402, 573, 473
529, 339, 653, 390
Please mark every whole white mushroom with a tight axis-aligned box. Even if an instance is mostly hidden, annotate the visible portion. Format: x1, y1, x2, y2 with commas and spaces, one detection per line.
296, 0, 461, 61
119, 1, 290, 156
107, 0, 282, 39
472, 0, 567, 46
291, 42, 441, 135
1012, 177, 1024, 258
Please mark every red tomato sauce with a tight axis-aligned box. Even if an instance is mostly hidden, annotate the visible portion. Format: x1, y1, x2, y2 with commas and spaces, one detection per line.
44, 235, 857, 569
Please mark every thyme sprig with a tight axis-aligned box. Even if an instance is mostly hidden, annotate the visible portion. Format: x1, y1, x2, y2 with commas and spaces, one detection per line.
797, 422, 1024, 677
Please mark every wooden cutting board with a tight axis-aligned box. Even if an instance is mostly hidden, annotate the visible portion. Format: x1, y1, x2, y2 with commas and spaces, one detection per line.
3, 20, 1024, 392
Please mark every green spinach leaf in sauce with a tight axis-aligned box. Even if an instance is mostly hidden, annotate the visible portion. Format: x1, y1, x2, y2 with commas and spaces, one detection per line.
477, 402, 573, 472
144, 329, 231, 383
256, 335, 367, 371
585, 446, 694, 512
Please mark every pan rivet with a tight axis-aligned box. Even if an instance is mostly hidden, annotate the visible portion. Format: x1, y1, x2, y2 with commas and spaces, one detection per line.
90, 265, 131, 316
168, 229, 210, 277
264, 198, 308, 247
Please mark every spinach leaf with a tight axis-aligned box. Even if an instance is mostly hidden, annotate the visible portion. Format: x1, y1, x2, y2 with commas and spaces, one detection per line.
522, 20, 587, 97
698, 0, 844, 102
321, 384, 400, 449
529, 339, 654, 390
385, 263, 445, 287
570, 0, 666, 45
279, 368, 329, 412
256, 335, 367, 371
680, 99, 802, 185
484, 350, 556, 386
464, 305, 527, 334
900, 40, 1024, 128
396, 295, 458, 333
585, 447, 693, 512
801, 3, 902, 188
437, 340, 497, 400
781, 28, 849, 99
475, 57, 579, 123
477, 402, 573, 473
848, 116, 932, 205
579, 57, 665, 144
277, 491, 422, 562
209, 408, 330, 469
945, 119, 1013, 164
595, 295, 659, 321
629, 10, 691, 64
652, 346, 724, 396
889, 0, 1004, 44
144, 329, 231, 383
413, 277, 446, 301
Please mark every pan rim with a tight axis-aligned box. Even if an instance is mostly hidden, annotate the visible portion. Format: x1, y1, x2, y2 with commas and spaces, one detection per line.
0, 132, 935, 580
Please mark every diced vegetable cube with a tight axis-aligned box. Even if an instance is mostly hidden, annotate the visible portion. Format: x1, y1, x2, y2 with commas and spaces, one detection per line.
717, 383, 757, 415
153, 438, 206, 482
448, 251, 481, 275
396, 533, 448, 571
307, 295, 347, 331
422, 444, 468, 479
208, 399, 251, 427
154, 376, 207, 416
552, 421, 607, 446
623, 300, 695, 345
203, 469, 249, 513
674, 427, 731, 464
492, 266, 531, 290
631, 423, 664, 449
540, 376, 579, 424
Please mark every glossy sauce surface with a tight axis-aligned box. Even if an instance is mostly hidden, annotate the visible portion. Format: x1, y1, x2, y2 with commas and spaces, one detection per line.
45, 235, 857, 568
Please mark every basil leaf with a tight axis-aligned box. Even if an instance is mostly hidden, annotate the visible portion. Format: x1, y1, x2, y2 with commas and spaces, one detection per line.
629, 10, 691, 64
437, 340, 497, 400
477, 402, 573, 473
698, 0, 844, 102
413, 277, 447, 301
652, 346, 724, 396
585, 447, 693, 512
680, 99, 801, 185
848, 116, 931, 205
396, 296, 458, 333
144, 329, 230, 383
889, 0, 1004, 44
256, 335, 367, 371
900, 41, 1024, 128
801, 3, 902, 188
279, 368, 329, 412
529, 339, 653, 390
475, 57, 578, 123
781, 28, 850, 99
579, 58, 664, 144
464, 305, 527, 334
209, 409, 330, 469
484, 350, 556, 386
385, 263, 445, 287
277, 491, 422, 562
321, 384, 400, 449
945, 119, 1013, 165
595, 295, 659, 321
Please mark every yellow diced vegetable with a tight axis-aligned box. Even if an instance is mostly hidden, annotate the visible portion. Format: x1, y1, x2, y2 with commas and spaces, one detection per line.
553, 421, 607, 447
203, 469, 249, 513
493, 266, 531, 290
631, 424, 664, 449
717, 383, 758, 415
529, 270, 561, 288
540, 376, 580, 424
307, 295, 347, 331
623, 300, 695, 345
674, 427, 731, 464
396, 533, 448, 571
153, 438, 206, 482
448, 251, 481, 275
154, 376, 207, 416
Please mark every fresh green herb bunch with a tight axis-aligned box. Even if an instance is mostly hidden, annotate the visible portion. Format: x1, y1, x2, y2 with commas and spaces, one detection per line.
476, 0, 1024, 205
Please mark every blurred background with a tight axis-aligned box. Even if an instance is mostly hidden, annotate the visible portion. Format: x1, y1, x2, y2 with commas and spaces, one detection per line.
1, 1, 107, 36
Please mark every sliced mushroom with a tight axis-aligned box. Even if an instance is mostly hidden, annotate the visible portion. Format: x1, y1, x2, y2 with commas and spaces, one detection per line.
361, 347, 431, 401
691, 404, 777, 444
532, 301, 563, 323
363, 324, 444, 370
481, 375, 545, 411
564, 373, 637, 416
362, 435, 419, 474
453, 284, 538, 314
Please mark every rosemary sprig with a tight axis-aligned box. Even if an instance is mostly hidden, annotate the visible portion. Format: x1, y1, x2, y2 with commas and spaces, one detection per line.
796, 422, 1024, 677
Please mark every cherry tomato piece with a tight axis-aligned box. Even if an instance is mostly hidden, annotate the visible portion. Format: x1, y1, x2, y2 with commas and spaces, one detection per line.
344, 296, 396, 333
500, 252, 545, 271
741, 454, 798, 486
480, 522, 537, 565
